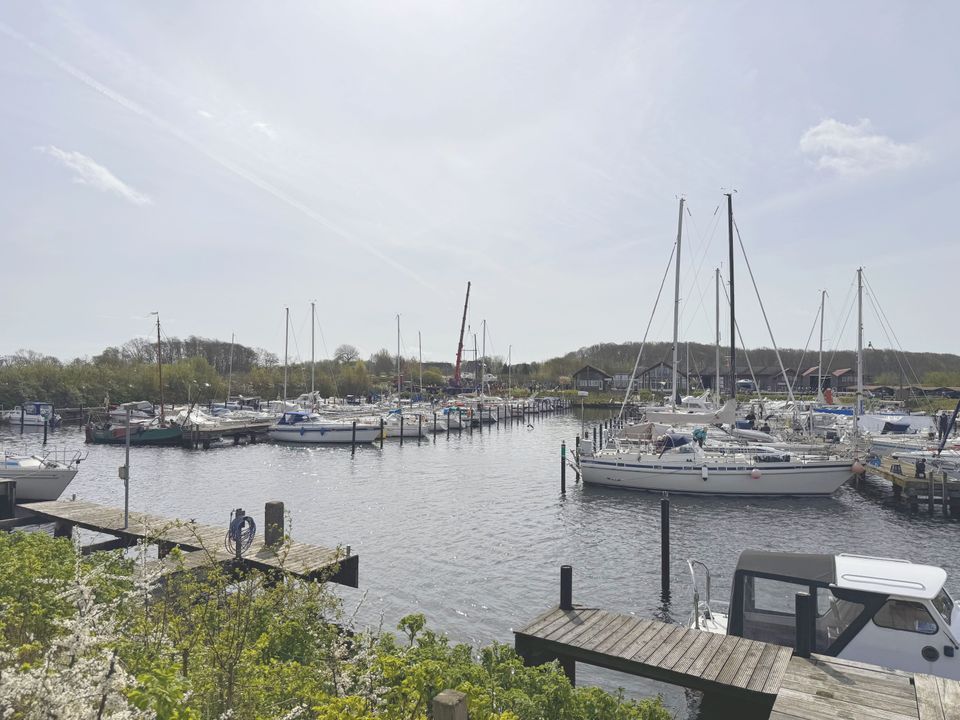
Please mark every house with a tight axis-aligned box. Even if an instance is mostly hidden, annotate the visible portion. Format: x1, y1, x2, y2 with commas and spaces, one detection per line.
612, 372, 632, 390
832, 368, 857, 390
572, 365, 612, 393
635, 361, 675, 391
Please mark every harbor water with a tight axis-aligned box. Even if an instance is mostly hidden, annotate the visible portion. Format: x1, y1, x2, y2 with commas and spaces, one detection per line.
4, 413, 958, 718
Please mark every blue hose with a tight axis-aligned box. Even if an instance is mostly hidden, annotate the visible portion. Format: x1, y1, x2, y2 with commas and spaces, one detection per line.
225, 513, 256, 556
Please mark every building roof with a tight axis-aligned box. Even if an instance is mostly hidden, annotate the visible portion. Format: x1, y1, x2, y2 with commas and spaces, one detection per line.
572, 364, 612, 379
832, 368, 852, 377
801, 366, 820, 377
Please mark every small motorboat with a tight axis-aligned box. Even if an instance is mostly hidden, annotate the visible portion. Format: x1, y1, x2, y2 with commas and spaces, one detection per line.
268, 411, 382, 444
1, 449, 85, 501
688, 550, 960, 679
1, 402, 62, 427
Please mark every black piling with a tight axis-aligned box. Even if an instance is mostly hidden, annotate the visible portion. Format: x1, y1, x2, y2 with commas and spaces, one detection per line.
575, 435, 580, 462
561, 441, 567, 494
795, 592, 815, 658
400, 414, 405, 447
380, 418, 385, 449
560, 564, 573, 610
660, 493, 670, 599
351, 420, 357, 455
418, 413, 422, 442
20, 407, 24, 433
264, 500, 284, 547
43, 420, 48, 445
433, 411, 437, 437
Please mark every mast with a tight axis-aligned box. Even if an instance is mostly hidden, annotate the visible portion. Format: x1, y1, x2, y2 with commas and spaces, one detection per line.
508, 345, 512, 399
396, 314, 401, 405
473, 334, 479, 394
226, 332, 235, 405
282, 307, 289, 404
453, 281, 471, 387
155, 313, 164, 423
670, 197, 684, 409
855, 268, 863, 438
418, 331, 423, 397
715, 268, 721, 401
817, 290, 826, 403
726, 193, 736, 400
311, 301, 316, 394
481, 320, 487, 396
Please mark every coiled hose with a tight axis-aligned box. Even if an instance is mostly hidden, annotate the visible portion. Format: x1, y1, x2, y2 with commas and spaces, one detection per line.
225, 513, 256, 556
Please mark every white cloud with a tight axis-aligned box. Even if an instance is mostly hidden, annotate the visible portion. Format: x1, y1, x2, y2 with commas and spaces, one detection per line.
37, 145, 152, 205
250, 121, 277, 140
799, 118, 924, 175
197, 109, 213, 119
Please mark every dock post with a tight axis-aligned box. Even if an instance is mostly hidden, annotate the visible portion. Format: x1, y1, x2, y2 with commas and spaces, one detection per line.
561, 441, 567, 494
418, 413, 422, 442
458, 410, 463, 435
20, 407, 24, 432
400, 414, 404, 447
560, 564, 573, 610
43, 420, 48, 445
478, 403, 483, 433
433, 411, 438, 438
943, 472, 950, 518
575, 435, 580, 462
351, 421, 357, 455
599, 424, 603, 449
929, 475, 935, 515
497, 405, 501, 425
432, 690, 469, 720
469, 409, 474, 434
660, 493, 670, 598
264, 501, 284, 547
795, 592, 815, 658
79, 403, 83, 426
379, 418, 385, 448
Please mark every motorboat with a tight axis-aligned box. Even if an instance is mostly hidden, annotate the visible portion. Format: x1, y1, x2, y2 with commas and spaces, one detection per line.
268, 411, 382, 444
1, 402, 62, 427
1, 448, 84, 500
688, 550, 960, 679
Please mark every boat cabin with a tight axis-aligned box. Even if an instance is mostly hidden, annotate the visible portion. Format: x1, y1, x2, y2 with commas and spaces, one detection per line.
695, 551, 960, 679
276, 411, 314, 425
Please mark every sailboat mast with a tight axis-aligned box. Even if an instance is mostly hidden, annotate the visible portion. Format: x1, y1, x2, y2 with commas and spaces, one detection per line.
481, 320, 487, 396
671, 197, 684, 409
855, 268, 863, 438
508, 345, 512, 399
715, 268, 721, 399
818, 290, 825, 402
396, 314, 401, 405
473, 334, 479, 394
311, 301, 316, 394
726, 193, 736, 400
418, 331, 423, 396
283, 307, 289, 404
156, 314, 164, 423
226, 332, 235, 405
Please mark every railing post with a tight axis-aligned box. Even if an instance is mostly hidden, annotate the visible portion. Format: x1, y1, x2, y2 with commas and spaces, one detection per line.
795, 592, 815, 658
432, 690, 469, 720
560, 564, 573, 610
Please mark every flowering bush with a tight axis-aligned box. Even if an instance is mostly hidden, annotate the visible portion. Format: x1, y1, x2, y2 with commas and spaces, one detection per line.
0, 532, 668, 720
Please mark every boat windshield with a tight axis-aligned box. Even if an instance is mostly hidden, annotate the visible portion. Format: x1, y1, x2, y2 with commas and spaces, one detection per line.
932, 587, 955, 625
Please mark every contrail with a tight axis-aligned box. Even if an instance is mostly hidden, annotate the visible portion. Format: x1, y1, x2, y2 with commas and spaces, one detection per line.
0, 20, 436, 290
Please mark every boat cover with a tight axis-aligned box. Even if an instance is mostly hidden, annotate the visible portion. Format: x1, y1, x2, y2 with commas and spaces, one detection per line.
735, 550, 835, 585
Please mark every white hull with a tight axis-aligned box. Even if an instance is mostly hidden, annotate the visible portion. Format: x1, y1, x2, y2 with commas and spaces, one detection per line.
580, 456, 853, 496
383, 421, 426, 438
269, 424, 381, 444
0, 468, 77, 501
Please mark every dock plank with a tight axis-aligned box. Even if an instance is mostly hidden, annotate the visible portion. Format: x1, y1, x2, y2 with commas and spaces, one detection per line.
915, 674, 945, 720
684, 632, 727, 678
667, 628, 712, 674
605, 619, 653, 657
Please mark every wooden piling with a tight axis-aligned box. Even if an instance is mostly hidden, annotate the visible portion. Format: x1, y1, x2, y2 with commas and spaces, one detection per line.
351, 420, 357, 455
43, 420, 48, 445
795, 592, 814, 658
432, 690, 469, 720
380, 418, 385, 449
660, 494, 670, 598
561, 441, 566, 494
264, 501, 284, 547
560, 564, 573, 610
400, 414, 404, 447
418, 413, 422, 442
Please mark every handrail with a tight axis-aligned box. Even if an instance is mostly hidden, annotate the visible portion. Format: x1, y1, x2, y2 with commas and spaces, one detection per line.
687, 559, 712, 629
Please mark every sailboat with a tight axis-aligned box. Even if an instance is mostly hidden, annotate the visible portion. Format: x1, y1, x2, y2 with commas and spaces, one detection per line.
579, 195, 856, 496
85, 314, 184, 446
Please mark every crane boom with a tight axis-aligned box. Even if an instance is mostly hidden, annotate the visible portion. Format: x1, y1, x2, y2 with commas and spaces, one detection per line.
453, 281, 471, 386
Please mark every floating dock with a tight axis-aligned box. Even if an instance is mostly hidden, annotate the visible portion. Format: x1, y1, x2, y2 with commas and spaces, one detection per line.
867, 456, 960, 516
515, 605, 959, 719
6, 498, 358, 586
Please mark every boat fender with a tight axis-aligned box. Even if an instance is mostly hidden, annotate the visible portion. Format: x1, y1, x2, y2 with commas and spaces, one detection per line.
751, 468, 761, 480
701, 466, 708, 481
851, 460, 864, 474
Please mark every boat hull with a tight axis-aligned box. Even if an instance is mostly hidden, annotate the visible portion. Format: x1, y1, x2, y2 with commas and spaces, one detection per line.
268, 424, 382, 444
85, 424, 184, 446
0, 468, 77, 501
580, 456, 853, 496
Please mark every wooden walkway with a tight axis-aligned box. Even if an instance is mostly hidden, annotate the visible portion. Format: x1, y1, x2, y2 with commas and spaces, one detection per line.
515, 606, 960, 718
17, 499, 358, 587
772, 654, 959, 720
514, 606, 792, 699
867, 456, 960, 515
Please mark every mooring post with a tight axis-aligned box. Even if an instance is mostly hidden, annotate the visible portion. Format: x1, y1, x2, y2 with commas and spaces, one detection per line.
575, 435, 580, 461
43, 420, 48, 445
561, 441, 567, 494
351, 420, 357, 455
560, 564, 573, 610
380, 417, 385, 449
660, 493, 670, 598
418, 413, 422, 442
433, 411, 438, 437
19, 407, 24, 433
79, 403, 83, 426
469, 409, 474, 434
458, 409, 463, 435
795, 592, 814, 658
400, 414, 405, 447
497, 405, 501, 424
599, 424, 603, 449
264, 500, 284, 547
432, 690, 469, 720
478, 402, 483, 433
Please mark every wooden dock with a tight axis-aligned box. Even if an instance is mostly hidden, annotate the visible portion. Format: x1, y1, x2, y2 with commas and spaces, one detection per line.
12, 499, 358, 587
181, 420, 275, 449
867, 456, 960, 516
515, 605, 960, 719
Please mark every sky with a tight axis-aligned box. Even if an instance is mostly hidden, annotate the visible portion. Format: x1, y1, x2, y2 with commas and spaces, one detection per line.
2, 1, 959, 365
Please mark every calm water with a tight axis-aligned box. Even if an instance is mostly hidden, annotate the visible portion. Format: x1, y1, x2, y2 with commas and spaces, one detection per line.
5, 414, 958, 717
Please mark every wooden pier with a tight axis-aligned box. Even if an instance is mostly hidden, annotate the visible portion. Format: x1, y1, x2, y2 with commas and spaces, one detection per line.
515, 605, 960, 719
7, 498, 358, 587
181, 420, 275, 449
867, 456, 960, 516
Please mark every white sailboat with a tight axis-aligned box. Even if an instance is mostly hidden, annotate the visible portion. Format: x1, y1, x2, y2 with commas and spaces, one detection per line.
580, 195, 855, 496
